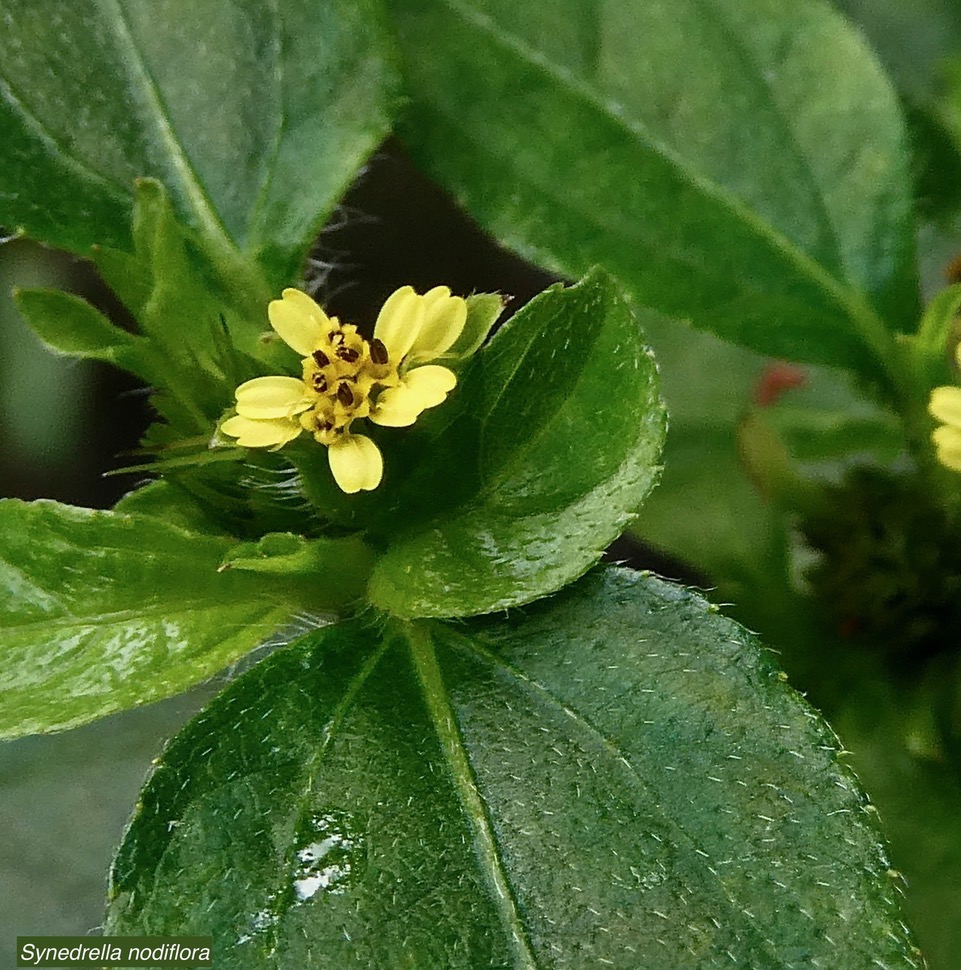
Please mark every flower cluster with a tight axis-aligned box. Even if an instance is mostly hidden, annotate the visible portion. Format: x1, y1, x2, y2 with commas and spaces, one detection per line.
221, 285, 468, 493
928, 344, 961, 473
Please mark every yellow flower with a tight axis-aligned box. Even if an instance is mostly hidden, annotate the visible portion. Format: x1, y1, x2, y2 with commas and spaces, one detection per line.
220, 285, 468, 493
928, 343, 961, 472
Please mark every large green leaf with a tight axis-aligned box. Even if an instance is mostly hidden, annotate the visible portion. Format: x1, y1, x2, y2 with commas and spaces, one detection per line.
367, 270, 666, 618
0, 499, 371, 739
107, 568, 920, 967
0, 0, 400, 286
387, 0, 919, 374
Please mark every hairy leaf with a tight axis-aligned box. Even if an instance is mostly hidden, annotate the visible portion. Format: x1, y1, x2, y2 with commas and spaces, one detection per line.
0, 499, 369, 739
0, 0, 400, 286
107, 568, 920, 968
387, 0, 919, 374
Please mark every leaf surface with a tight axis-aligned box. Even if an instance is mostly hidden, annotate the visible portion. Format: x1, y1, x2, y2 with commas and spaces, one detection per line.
387, 0, 919, 372
367, 270, 665, 617
0, 499, 367, 739
107, 568, 920, 968
0, 0, 400, 285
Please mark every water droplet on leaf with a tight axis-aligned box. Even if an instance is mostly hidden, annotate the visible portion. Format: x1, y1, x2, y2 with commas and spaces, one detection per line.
291, 811, 364, 901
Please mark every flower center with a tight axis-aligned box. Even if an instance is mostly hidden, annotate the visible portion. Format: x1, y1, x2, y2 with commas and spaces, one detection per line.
298, 322, 395, 445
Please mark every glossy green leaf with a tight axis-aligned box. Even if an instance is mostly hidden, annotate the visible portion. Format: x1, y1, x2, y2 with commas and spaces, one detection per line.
0, 0, 400, 286
922, 281, 961, 353
446, 291, 508, 361
387, 0, 919, 374
107, 568, 920, 968
368, 270, 665, 618
0, 499, 368, 740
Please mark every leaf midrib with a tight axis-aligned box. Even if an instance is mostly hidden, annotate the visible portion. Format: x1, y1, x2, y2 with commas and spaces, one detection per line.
256, 638, 392, 967
93, 0, 237, 253
407, 623, 541, 970
479, 292, 659, 497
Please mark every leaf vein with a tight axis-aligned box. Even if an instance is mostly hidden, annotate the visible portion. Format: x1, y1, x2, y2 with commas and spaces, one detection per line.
419, 0, 893, 357
0, 75, 130, 205
450, 627, 783, 963
93, 0, 236, 249
408, 624, 541, 970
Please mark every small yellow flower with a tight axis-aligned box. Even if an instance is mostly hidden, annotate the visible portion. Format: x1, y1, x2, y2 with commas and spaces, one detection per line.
220, 285, 468, 493
929, 344, 961, 473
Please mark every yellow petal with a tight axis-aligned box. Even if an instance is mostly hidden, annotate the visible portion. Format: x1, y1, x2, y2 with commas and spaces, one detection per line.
929, 386, 961, 428
235, 376, 312, 418
408, 286, 468, 360
221, 414, 302, 448
934, 424, 961, 472
370, 365, 457, 427
268, 289, 329, 355
373, 286, 426, 361
327, 434, 383, 493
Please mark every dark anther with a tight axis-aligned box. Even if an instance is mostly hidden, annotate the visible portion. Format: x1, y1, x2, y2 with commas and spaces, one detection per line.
318, 419, 334, 432
370, 338, 389, 365
312, 375, 328, 392
312, 349, 330, 367
337, 346, 360, 362
337, 382, 354, 407
329, 330, 340, 342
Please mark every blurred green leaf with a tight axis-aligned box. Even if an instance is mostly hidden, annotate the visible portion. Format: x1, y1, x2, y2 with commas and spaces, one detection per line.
107, 568, 920, 968
13, 286, 150, 372
630, 316, 790, 607
902, 101, 961, 222
831, 670, 961, 970
0, 241, 98, 477
833, 0, 961, 105
632, 312, 906, 630
368, 271, 665, 618
0, 0, 400, 287
0, 499, 369, 739
388, 0, 919, 375
833, 2, 961, 227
